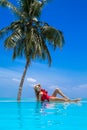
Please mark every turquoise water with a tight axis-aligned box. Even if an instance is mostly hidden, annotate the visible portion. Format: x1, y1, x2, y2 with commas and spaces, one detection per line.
0, 99, 87, 130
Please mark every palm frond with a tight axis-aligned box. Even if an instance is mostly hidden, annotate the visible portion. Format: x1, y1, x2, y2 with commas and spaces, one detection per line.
20, 0, 44, 18
19, 0, 33, 17
41, 40, 52, 66
4, 36, 16, 48
12, 47, 17, 59
11, 21, 22, 29
41, 25, 64, 49
0, 20, 24, 42
4, 27, 23, 48
0, 0, 8, 7
0, 26, 11, 38
12, 42, 24, 59
29, 0, 44, 18
0, 0, 25, 18
29, 27, 52, 65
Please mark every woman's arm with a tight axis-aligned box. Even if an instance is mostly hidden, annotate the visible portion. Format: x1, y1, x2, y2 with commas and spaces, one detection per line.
38, 92, 43, 101
34, 89, 39, 101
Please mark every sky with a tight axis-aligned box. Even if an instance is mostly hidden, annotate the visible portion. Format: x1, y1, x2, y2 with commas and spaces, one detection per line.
0, 0, 87, 99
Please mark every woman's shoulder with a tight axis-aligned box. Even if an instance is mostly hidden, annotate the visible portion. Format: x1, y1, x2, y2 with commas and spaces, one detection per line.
39, 91, 43, 95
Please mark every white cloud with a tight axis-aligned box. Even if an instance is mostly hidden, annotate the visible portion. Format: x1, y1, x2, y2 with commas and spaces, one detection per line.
27, 77, 36, 83
12, 78, 20, 82
26, 78, 37, 88
78, 84, 87, 89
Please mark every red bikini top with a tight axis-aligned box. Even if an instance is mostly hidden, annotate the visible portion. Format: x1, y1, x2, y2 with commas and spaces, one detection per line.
41, 89, 50, 101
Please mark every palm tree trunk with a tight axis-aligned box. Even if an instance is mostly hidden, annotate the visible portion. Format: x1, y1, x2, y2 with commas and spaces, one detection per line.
17, 59, 29, 101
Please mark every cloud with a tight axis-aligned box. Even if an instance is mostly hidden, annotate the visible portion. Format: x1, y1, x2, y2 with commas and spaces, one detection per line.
27, 77, 37, 83
12, 78, 20, 82
78, 84, 87, 89
26, 77, 37, 88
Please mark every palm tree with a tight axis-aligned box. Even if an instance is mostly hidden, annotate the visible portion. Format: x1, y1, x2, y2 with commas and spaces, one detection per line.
0, 0, 64, 101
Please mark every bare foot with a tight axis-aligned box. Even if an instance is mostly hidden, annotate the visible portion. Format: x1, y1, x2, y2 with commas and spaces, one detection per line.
69, 98, 81, 103
64, 98, 81, 102
73, 98, 81, 102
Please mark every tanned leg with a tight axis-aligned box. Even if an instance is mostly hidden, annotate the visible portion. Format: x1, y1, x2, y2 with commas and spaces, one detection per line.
51, 88, 69, 99
49, 97, 81, 102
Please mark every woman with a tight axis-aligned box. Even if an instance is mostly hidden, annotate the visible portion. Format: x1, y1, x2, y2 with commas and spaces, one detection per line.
34, 84, 81, 102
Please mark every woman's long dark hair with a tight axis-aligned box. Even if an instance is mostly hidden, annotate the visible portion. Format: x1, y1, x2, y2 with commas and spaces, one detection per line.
34, 89, 40, 101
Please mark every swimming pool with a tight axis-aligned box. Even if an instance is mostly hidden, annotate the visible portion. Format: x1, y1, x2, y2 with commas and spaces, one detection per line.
0, 99, 87, 130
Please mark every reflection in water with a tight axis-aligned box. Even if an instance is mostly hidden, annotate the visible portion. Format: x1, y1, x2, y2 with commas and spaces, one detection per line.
17, 102, 23, 129
16, 101, 71, 129
35, 101, 69, 113
35, 102, 47, 114
34, 101, 69, 128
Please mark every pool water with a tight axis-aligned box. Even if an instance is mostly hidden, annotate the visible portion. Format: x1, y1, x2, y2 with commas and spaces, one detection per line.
0, 99, 87, 130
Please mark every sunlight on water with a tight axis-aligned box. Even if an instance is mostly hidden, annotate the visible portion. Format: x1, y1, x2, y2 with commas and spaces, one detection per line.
0, 99, 87, 130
